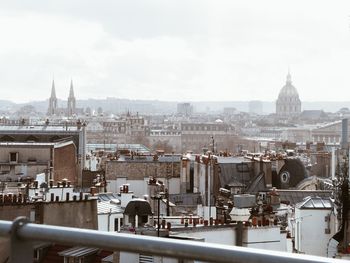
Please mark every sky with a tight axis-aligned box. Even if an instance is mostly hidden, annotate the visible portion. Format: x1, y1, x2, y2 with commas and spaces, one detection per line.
1, 0, 350, 103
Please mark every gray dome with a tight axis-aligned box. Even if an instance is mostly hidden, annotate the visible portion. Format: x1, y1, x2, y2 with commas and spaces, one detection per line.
276, 72, 301, 117
278, 73, 300, 99
279, 84, 299, 97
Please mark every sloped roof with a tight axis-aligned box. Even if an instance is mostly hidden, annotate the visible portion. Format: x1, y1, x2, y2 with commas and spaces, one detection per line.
300, 110, 327, 119
58, 247, 99, 257
277, 190, 332, 205
97, 201, 124, 215
296, 196, 333, 209
97, 193, 123, 215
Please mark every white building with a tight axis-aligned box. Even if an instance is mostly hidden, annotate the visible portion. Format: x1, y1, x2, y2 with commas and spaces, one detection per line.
293, 196, 336, 257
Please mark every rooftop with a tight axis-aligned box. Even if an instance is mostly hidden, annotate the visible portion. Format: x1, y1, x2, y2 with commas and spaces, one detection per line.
0, 125, 82, 133
296, 196, 333, 209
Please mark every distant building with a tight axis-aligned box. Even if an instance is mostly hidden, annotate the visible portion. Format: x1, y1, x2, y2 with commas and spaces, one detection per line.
148, 128, 182, 153
276, 72, 301, 117
67, 80, 76, 117
311, 120, 346, 144
249, 100, 263, 115
300, 110, 328, 121
177, 103, 193, 116
48, 80, 58, 116
47, 79, 83, 117
85, 114, 146, 144
223, 107, 238, 115
180, 122, 236, 153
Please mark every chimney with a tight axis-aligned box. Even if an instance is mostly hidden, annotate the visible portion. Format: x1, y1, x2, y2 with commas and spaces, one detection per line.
341, 118, 349, 149
77, 119, 82, 130
120, 184, 133, 207
90, 187, 97, 196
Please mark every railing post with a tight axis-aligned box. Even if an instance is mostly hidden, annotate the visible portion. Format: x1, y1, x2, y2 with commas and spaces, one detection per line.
10, 217, 33, 263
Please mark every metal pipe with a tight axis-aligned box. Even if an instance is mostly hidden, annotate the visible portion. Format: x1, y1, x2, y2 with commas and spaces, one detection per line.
208, 157, 212, 220
157, 197, 160, 237
331, 147, 335, 180
0, 219, 345, 263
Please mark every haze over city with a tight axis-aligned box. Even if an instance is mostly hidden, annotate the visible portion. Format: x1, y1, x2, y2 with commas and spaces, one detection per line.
3, 1, 350, 262
1, 0, 350, 103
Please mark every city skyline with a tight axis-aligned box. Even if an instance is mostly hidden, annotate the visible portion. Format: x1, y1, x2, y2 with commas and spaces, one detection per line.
1, 1, 350, 103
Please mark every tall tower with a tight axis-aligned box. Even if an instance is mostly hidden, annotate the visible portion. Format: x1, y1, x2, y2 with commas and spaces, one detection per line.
67, 79, 76, 117
48, 79, 57, 116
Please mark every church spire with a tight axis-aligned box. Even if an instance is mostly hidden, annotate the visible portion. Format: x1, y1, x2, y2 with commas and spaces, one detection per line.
51, 79, 57, 98
69, 79, 75, 98
48, 78, 58, 116
67, 79, 76, 117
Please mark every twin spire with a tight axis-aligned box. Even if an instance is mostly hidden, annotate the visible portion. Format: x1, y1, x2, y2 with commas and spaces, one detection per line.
48, 79, 76, 116
50, 79, 75, 100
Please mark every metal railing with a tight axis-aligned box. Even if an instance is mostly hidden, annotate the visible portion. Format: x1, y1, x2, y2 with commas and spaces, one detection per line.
0, 217, 346, 263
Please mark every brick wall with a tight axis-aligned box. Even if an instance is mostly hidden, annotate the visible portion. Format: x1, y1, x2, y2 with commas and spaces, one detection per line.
54, 143, 78, 185
105, 160, 180, 180
0, 199, 98, 229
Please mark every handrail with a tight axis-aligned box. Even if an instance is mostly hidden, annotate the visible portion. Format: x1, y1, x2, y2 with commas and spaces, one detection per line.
0, 218, 345, 263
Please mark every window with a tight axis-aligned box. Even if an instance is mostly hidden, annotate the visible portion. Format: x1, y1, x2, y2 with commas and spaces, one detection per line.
139, 254, 154, 263
9, 152, 18, 163
114, 218, 123, 231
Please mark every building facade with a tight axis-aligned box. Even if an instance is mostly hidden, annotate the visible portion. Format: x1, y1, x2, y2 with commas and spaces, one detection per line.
0, 141, 78, 184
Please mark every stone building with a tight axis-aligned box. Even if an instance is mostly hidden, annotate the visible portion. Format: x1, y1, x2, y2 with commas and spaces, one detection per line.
85, 114, 146, 144
0, 141, 78, 184
105, 155, 181, 197
177, 103, 193, 116
180, 122, 236, 153
148, 128, 182, 153
0, 124, 86, 184
311, 120, 345, 144
276, 72, 301, 117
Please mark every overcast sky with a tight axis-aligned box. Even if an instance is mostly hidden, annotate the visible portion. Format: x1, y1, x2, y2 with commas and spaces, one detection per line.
1, 0, 350, 103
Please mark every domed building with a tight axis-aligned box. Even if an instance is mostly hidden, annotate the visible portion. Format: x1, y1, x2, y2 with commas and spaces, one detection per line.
276, 71, 301, 117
